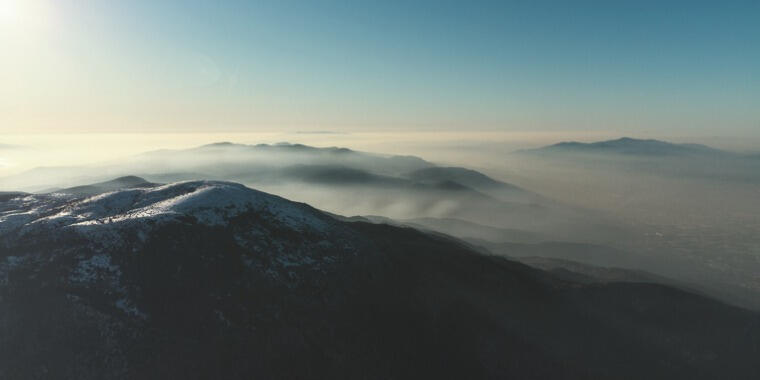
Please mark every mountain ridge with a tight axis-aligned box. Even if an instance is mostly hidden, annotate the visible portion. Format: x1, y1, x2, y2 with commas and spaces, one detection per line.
522, 137, 731, 156
1, 179, 759, 378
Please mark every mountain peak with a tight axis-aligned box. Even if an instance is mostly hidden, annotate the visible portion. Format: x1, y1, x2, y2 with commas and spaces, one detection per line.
196, 141, 355, 154
406, 166, 525, 193
529, 137, 723, 156
50, 176, 154, 196
198, 141, 246, 149
3, 178, 760, 379
105, 175, 150, 185
5, 181, 330, 240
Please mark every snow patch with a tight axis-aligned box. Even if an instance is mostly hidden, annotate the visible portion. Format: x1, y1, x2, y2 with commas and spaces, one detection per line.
20, 181, 330, 235
115, 298, 148, 320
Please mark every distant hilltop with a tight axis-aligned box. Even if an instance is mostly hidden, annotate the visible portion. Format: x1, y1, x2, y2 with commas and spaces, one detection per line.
521, 137, 727, 156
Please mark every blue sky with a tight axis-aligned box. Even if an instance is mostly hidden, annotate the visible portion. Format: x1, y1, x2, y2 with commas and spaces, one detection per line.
1, 0, 758, 135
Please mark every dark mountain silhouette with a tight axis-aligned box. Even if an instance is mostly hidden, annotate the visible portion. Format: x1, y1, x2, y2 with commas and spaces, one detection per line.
404, 166, 541, 204
406, 167, 522, 190
523, 137, 729, 156
0, 192, 27, 202
51, 175, 156, 196
471, 240, 638, 268
517, 137, 760, 184
193, 141, 355, 155
176, 142, 434, 176
143, 171, 212, 183
516, 256, 695, 288
280, 165, 409, 186
263, 165, 510, 206
1, 179, 759, 379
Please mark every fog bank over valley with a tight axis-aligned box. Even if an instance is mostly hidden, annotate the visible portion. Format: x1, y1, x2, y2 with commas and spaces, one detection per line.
2, 134, 759, 311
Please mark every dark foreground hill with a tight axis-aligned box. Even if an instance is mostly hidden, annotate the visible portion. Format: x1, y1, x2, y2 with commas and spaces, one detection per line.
1, 180, 758, 379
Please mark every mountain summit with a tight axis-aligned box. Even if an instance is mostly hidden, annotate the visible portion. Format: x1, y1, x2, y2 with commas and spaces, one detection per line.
1, 179, 759, 379
525, 137, 726, 156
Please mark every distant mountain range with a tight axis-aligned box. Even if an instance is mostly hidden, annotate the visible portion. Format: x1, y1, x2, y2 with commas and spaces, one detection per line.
1, 142, 579, 239
1, 142, 516, 194
405, 166, 524, 191
519, 137, 760, 185
45, 175, 156, 196
4, 140, 759, 312
1, 179, 759, 379
521, 137, 731, 156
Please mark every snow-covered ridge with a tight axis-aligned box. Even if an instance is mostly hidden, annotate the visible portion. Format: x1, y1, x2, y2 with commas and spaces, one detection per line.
1, 180, 330, 236
1, 180, 338, 321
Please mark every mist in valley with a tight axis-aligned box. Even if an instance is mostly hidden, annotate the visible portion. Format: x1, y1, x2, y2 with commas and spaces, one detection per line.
2, 133, 759, 310
4, 0, 760, 377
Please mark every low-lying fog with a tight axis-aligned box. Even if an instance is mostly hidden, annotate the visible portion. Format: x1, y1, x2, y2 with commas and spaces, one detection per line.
2, 132, 760, 310
3, 132, 759, 227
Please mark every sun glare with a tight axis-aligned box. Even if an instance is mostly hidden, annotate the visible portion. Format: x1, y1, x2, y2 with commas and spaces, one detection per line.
0, 0, 55, 36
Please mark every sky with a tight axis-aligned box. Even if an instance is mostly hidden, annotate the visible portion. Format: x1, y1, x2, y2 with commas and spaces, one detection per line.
0, 0, 759, 137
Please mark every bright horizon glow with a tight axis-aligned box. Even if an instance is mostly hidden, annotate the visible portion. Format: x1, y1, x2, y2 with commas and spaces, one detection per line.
0, 0, 56, 35
0, 1, 758, 137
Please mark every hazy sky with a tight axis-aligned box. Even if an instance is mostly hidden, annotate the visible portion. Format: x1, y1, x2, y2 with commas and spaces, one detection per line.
1, 0, 759, 136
